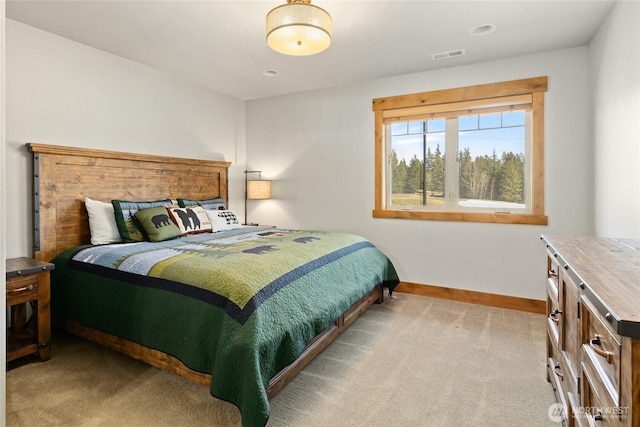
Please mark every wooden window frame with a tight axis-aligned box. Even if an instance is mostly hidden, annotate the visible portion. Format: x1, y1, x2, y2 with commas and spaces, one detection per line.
372, 76, 548, 225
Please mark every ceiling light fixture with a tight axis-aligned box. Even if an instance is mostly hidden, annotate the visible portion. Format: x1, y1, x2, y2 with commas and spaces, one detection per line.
266, 0, 332, 56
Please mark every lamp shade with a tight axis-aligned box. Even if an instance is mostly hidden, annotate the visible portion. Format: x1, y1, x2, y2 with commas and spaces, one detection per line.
247, 180, 272, 200
266, 0, 331, 56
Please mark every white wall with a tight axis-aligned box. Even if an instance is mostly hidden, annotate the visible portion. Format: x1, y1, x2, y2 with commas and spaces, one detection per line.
246, 47, 594, 301
590, 0, 640, 239
5, 19, 247, 258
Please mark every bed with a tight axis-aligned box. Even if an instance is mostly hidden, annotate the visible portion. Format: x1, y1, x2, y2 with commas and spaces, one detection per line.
27, 143, 399, 427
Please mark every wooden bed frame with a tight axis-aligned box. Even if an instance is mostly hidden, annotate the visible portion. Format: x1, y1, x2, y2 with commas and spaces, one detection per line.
27, 142, 384, 398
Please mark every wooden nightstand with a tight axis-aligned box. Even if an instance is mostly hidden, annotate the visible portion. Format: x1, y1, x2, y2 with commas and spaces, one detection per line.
6, 257, 54, 362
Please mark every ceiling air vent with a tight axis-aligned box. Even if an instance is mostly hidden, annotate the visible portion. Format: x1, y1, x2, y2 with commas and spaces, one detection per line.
431, 49, 466, 61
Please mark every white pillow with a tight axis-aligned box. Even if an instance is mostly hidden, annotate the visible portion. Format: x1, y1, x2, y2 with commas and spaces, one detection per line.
205, 210, 244, 231
84, 197, 122, 245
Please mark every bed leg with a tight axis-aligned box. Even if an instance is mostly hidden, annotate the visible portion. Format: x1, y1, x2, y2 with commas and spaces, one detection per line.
375, 284, 384, 304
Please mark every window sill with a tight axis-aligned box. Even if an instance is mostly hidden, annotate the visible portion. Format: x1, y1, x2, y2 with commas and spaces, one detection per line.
372, 209, 548, 225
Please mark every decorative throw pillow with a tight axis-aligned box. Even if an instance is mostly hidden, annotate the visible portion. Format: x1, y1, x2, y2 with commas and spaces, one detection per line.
206, 211, 234, 231
177, 196, 226, 211
111, 199, 173, 242
134, 207, 182, 242
84, 197, 122, 245
215, 210, 239, 225
206, 210, 243, 231
167, 206, 213, 235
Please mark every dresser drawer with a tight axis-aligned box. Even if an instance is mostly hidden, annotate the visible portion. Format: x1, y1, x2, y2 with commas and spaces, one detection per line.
547, 254, 560, 292
547, 278, 561, 346
548, 337, 572, 425
6, 274, 39, 304
582, 350, 626, 426
581, 295, 621, 405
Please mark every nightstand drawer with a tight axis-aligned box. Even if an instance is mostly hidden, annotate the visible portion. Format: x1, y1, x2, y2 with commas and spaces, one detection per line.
6, 274, 39, 304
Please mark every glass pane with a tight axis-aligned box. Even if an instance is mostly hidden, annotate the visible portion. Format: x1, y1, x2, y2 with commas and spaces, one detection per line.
479, 113, 501, 129
424, 133, 445, 207
408, 121, 424, 134
459, 116, 477, 131
458, 121, 525, 209
427, 119, 445, 133
502, 110, 525, 127
389, 133, 422, 207
390, 122, 407, 136
388, 120, 445, 208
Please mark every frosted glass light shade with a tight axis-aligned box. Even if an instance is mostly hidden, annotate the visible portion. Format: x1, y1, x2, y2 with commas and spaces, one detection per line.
247, 180, 272, 200
266, 1, 332, 56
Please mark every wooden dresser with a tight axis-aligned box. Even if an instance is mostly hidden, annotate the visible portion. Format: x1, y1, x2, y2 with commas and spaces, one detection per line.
541, 235, 640, 427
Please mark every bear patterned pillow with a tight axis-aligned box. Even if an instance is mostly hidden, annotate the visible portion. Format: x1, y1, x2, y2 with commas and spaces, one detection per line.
134, 207, 182, 242
111, 199, 173, 242
167, 206, 213, 235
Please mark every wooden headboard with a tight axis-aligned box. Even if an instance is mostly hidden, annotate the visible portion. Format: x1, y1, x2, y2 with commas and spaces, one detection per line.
27, 143, 231, 262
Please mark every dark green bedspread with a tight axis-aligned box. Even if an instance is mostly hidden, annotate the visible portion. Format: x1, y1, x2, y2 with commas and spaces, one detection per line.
51, 227, 399, 427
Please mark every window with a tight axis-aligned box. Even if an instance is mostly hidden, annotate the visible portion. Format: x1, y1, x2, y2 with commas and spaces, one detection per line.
372, 77, 548, 225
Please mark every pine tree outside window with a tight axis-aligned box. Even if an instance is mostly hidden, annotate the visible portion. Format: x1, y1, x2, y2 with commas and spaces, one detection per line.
372, 77, 548, 225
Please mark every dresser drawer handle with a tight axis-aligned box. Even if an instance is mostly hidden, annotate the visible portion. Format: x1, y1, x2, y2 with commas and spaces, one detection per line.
549, 309, 562, 323
548, 268, 558, 277
7, 284, 34, 293
589, 335, 613, 364
553, 363, 564, 380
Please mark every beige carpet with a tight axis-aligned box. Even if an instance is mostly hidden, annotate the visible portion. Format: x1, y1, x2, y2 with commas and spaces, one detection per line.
6, 293, 559, 426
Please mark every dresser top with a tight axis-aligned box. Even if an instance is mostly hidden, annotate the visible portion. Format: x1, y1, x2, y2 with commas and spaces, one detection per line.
541, 235, 640, 337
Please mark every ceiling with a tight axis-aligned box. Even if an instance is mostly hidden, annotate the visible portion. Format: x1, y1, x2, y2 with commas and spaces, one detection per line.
6, 0, 615, 100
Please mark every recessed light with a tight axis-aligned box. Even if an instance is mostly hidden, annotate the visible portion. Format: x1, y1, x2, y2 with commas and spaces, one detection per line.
470, 24, 496, 36
262, 69, 279, 77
